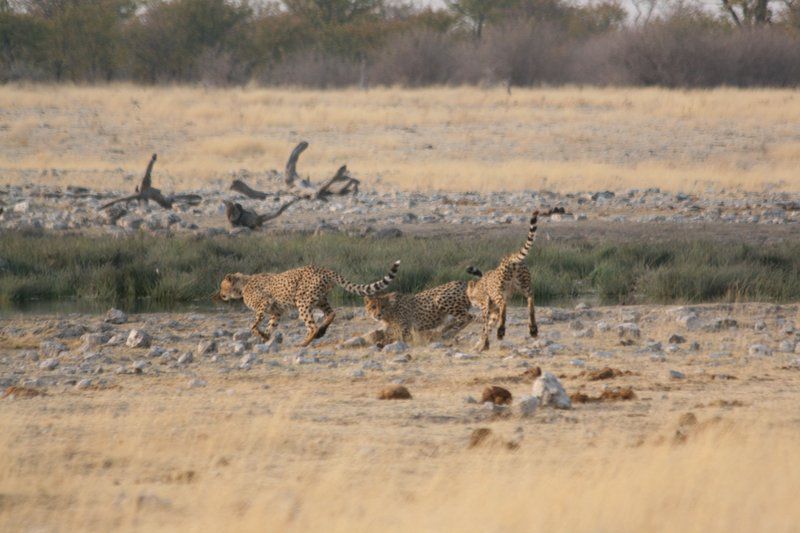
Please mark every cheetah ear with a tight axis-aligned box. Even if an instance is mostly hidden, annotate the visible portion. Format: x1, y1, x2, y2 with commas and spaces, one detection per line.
223, 274, 233, 282
385, 292, 398, 303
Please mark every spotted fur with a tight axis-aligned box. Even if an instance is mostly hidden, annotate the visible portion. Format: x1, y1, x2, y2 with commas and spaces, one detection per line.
218, 261, 400, 346
364, 280, 473, 345
467, 211, 539, 351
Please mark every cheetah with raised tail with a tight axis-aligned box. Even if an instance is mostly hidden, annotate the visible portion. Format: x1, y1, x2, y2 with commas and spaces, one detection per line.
466, 211, 539, 351
217, 261, 400, 347
364, 280, 474, 345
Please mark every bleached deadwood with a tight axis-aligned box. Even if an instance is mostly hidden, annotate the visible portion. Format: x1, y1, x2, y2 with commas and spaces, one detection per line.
224, 198, 299, 229
99, 154, 201, 210
229, 141, 360, 203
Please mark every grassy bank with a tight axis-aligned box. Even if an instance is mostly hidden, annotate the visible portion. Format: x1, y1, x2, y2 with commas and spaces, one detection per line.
1, 231, 799, 310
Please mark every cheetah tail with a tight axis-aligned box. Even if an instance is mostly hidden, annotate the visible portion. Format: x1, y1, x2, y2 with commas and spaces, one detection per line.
335, 260, 401, 296
509, 210, 539, 263
466, 266, 483, 278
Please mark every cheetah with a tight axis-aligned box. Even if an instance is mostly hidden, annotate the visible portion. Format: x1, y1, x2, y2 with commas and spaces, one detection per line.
466, 211, 539, 351
217, 261, 400, 347
363, 280, 474, 346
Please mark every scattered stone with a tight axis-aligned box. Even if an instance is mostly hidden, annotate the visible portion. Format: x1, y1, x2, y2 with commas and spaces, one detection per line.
646, 341, 663, 352
689, 341, 700, 351
531, 372, 571, 409
392, 353, 412, 364
104, 308, 128, 324
617, 322, 640, 338
351, 369, 365, 379
378, 384, 412, 400
707, 318, 738, 331
39, 341, 67, 358
187, 378, 207, 388
373, 227, 403, 239
481, 385, 513, 405
177, 352, 194, 365
147, 346, 165, 358
75, 378, 93, 390
239, 353, 257, 368
748, 344, 772, 356
231, 342, 246, 355
126, 329, 150, 348
38, 358, 59, 371
341, 336, 368, 348
754, 320, 767, 331
196, 340, 217, 356
676, 313, 701, 330
669, 369, 685, 379
464, 395, 478, 404
131, 360, 148, 374
778, 340, 796, 353
382, 341, 409, 353
453, 352, 478, 360
518, 396, 539, 417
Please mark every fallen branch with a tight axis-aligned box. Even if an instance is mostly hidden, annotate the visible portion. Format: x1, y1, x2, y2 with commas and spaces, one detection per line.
224, 198, 299, 229
99, 154, 200, 211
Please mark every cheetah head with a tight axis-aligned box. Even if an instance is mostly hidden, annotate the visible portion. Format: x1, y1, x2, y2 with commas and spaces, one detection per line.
364, 293, 397, 321
217, 273, 247, 301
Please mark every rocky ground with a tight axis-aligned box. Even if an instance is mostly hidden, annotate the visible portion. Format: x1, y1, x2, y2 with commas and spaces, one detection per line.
2, 175, 799, 237
3, 302, 799, 417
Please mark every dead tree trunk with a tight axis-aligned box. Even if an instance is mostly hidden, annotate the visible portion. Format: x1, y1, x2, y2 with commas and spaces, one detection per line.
228, 141, 360, 203
99, 154, 201, 211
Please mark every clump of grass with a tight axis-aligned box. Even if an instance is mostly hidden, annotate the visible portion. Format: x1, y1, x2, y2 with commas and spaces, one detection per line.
1, 232, 799, 311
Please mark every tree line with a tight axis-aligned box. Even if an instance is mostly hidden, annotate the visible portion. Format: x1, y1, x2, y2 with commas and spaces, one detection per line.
2, 0, 800, 87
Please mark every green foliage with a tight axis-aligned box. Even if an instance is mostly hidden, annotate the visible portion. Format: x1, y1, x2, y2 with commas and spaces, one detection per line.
2, 232, 800, 312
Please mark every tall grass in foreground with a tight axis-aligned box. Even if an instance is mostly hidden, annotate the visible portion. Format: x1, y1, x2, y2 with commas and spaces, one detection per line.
0, 394, 798, 532
1, 232, 799, 310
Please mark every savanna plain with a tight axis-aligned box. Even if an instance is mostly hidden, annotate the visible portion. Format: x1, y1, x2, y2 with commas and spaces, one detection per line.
2, 85, 800, 533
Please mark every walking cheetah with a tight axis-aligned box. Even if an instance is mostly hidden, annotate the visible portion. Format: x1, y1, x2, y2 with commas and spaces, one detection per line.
466, 211, 539, 351
363, 280, 474, 346
217, 261, 400, 347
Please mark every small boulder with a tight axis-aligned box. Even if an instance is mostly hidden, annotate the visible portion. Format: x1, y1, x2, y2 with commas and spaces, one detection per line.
39, 341, 67, 358
340, 336, 368, 348
378, 384, 412, 400
617, 322, 640, 338
669, 369, 685, 379
196, 340, 217, 356
668, 333, 686, 344
676, 313, 700, 330
104, 308, 128, 324
748, 344, 772, 357
481, 385, 513, 405
518, 396, 539, 417
177, 352, 193, 365
126, 329, 151, 348
38, 358, 59, 371
382, 341, 409, 353
531, 372, 571, 409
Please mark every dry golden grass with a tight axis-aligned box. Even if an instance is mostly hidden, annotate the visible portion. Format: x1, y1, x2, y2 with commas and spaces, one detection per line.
1, 84, 800, 192
2, 305, 800, 532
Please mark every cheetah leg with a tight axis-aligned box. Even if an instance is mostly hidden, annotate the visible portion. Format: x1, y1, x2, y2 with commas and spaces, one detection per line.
251, 309, 270, 341
265, 313, 281, 340
496, 296, 507, 340
314, 299, 335, 340
474, 304, 492, 352
298, 303, 319, 347
519, 272, 538, 338
441, 312, 473, 339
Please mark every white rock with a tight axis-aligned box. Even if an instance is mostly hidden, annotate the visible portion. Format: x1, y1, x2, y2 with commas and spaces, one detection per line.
38, 358, 59, 370
75, 378, 92, 390
187, 378, 207, 388
617, 322, 640, 338
131, 360, 148, 373
231, 342, 246, 355
748, 344, 772, 356
104, 308, 128, 324
177, 352, 193, 365
13, 201, 30, 213
382, 341, 409, 353
453, 352, 478, 360
778, 340, 796, 353
126, 329, 151, 348
39, 341, 67, 358
754, 320, 767, 331
596, 321, 611, 332
676, 313, 700, 330
147, 346, 165, 358
518, 396, 539, 417
340, 336, 368, 348
239, 353, 257, 368
351, 369, 366, 378
196, 340, 216, 355
531, 372, 571, 409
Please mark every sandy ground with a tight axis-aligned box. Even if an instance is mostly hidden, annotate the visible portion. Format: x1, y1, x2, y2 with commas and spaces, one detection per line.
2, 303, 800, 531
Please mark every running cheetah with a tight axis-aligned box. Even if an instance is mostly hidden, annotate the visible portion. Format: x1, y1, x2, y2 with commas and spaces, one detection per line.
217, 261, 400, 347
364, 280, 473, 345
466, 211, 539, 351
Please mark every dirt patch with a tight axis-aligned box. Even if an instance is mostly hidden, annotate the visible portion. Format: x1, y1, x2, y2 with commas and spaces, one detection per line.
570, 386, 636, 403
481, 386, 513, 405
378, 385, 412, 400
2, 386, 45, 399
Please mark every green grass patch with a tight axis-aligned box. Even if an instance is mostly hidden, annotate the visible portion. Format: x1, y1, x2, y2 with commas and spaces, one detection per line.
1, 232, 799, 310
